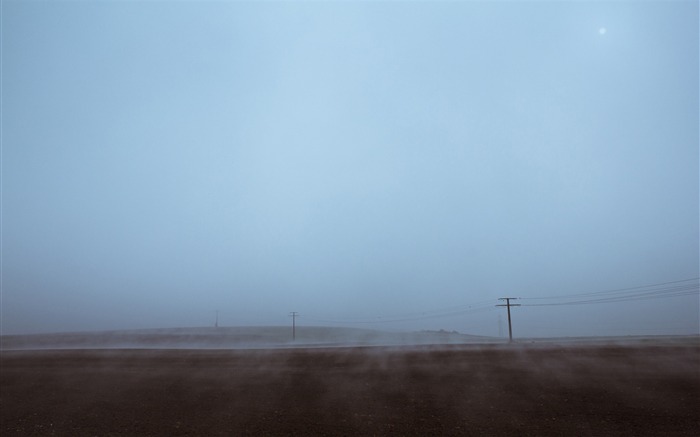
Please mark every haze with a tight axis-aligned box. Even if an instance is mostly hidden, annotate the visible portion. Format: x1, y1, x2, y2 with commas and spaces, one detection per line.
2, 1, 698, 338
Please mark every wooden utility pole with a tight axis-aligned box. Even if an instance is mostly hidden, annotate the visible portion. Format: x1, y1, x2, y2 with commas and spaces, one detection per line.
289, 312, 299, 341
496, 298, 520, 342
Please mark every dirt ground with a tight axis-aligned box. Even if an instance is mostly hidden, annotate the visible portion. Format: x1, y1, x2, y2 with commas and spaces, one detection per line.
2, 343, 699, 436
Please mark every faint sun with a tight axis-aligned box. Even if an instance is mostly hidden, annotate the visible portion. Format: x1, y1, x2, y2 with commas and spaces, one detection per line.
599, 27, 607, 35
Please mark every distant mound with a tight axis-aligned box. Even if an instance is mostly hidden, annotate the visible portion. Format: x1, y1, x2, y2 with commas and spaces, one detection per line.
0, 326, 500, 350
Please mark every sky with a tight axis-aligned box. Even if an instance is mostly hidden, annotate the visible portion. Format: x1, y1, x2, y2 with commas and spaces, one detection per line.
1, 0, 698, 337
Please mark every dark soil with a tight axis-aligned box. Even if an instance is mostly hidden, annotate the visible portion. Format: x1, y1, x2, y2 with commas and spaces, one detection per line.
2, 343, 699, 436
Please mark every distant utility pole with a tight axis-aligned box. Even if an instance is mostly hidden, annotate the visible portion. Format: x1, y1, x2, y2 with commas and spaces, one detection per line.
289, 312, 299, 341
498, 314, 503, 338
496, 298, 520, 342
215, 311, 219, 329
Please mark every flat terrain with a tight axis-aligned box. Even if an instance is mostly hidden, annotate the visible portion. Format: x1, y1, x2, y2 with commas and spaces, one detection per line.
2, 342, 699, 436
0, 326, 495, 350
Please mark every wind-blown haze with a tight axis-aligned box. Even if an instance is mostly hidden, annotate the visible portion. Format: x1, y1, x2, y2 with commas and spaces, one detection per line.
2, 1, 698, 337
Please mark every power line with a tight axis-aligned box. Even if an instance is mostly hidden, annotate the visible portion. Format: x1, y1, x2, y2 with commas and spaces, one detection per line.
521, 290, 698, 307
520, 277, 699, 300
299, 277, 698, 332
519, 278, 699, 307
306, 300, 498, 325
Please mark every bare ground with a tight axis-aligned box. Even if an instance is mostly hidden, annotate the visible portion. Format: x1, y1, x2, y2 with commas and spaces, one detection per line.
1, 343, 699, 436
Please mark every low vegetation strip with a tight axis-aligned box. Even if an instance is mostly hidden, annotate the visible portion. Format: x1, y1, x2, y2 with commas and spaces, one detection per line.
0, 326, 499, 350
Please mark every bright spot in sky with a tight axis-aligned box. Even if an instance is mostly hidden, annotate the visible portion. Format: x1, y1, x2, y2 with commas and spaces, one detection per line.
599, 27, 607, 35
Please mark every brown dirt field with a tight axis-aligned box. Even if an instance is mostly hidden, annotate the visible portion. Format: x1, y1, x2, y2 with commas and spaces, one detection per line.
1, 344, 699, 436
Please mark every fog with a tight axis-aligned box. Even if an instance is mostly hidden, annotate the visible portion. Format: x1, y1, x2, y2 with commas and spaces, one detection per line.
2, 1, 698, 338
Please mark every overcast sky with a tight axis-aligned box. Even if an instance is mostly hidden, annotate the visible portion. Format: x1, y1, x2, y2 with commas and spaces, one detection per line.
2, 1, 698, 337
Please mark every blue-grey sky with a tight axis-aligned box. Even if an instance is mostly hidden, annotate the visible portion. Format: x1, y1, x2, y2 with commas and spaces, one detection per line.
2, 1, 698, 337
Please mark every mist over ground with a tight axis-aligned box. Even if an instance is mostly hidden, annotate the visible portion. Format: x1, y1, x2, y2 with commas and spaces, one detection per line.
3, 342, 699, 435
2, 1, 698, 337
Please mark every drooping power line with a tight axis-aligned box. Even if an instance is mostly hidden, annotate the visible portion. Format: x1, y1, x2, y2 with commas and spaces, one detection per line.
306, 299, 498, 325
519, 278, 699, 307
301, 277, 698, 328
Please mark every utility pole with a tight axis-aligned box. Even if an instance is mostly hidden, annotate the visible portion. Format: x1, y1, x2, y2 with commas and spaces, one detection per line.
498, 314, 503, 338
496, 298, 520, 343
289, 312, 299, 341
215, 311, 219, 329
